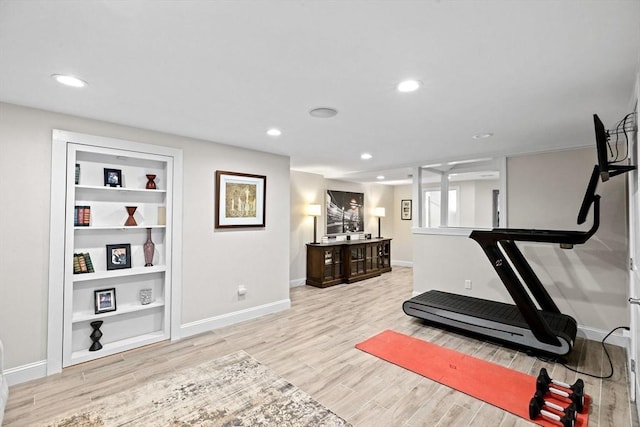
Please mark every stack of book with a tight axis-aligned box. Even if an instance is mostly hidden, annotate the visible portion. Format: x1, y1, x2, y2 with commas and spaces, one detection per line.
74, 206, 91, 226
73, 253, 95, 274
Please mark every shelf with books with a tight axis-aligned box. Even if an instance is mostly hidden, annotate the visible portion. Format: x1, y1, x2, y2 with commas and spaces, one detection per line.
49, 130, 182, 371
72, 265, 167, 282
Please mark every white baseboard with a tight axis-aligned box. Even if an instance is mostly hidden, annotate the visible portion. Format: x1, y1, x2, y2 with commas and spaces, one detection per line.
391, 260, 413, 267
180, 298, 291, 338
5, 359, 47, 386
577, 325, 629, 349
289, 278, 306, 288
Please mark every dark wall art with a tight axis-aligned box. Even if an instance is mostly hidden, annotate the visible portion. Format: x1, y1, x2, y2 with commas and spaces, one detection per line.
326, 190, 364, 234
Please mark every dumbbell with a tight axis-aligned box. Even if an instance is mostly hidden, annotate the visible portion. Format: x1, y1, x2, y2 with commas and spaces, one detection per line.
529, 396, 576, 427
539, 368, 584, 393
532, 390, 576, 417
536, 369, 585, 413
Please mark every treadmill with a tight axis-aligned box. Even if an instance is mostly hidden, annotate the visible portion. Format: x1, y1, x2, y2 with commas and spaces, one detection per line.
403, 165, 602, 358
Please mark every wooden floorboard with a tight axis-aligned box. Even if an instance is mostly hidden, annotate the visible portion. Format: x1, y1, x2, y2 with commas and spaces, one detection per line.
4, 266, 638, 426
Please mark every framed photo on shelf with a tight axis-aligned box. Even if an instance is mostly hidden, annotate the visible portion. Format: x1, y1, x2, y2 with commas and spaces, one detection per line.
94, 288, 117, 314
103, 168, 122, 187
106, 243, 131, 270
215, 170, 266, 228
401, 199, 412, 220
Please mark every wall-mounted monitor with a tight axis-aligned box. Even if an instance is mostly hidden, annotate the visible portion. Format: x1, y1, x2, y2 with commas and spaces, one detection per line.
593, 113, 635, 182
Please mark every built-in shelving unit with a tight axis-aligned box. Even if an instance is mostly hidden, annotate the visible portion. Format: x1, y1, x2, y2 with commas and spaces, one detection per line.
48, 130, 183, 372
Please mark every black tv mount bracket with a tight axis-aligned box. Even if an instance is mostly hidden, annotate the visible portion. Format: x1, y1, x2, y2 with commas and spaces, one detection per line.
606, 111, 637, 136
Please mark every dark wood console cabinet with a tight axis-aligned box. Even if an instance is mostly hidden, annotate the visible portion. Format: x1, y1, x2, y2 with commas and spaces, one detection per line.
306, 238, 391, 288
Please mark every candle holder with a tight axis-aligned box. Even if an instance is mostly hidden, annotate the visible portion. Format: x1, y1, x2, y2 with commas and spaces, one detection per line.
89, 320, 103, 351
145, 174, 157, 190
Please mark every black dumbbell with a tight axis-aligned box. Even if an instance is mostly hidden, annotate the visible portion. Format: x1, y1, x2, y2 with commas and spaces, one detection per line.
539, 368, 584, 393
529, 396, 576, 427
532, 390, 576, 417
536, 369, 585, 413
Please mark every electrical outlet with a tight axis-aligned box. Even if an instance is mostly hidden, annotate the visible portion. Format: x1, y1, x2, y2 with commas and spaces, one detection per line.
464, 279, 472, 290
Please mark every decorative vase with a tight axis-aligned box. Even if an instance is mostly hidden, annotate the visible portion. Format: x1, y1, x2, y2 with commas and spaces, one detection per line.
89, 320, 103, 351
143, 228, 155, 267
139, 288, 153, 305
125, 206, 137, 226
145, 174, 157, 190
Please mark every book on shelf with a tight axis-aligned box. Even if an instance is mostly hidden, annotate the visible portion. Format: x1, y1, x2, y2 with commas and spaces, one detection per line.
75, 163, 80, 185
83, 253, 95, 273
74, 205, 91, 226
73, 253, 94, 274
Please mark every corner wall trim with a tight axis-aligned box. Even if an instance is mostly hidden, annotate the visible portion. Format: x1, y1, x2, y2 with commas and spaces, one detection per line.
391, 260, 413, 268
289, 278, 306, 288
180, 299, 291, 338
5, 359, 47, 386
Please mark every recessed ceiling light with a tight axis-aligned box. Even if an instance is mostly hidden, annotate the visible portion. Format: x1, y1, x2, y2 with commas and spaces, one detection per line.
376, 175, 385, 180
51, 74, 87, 88
472, 133, 494, 140
361, 153, 373, 160
266, 128, 282, 137
397, 79, 421, 92
309, 107, 338, 118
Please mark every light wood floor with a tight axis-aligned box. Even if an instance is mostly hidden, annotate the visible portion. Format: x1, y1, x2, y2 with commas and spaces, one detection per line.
5, 267, 638, 426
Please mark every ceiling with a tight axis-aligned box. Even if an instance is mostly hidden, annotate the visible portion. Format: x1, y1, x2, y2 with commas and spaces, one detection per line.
1, 1, 639, 184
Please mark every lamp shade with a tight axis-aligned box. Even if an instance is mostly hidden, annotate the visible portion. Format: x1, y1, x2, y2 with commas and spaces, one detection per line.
307, 204, 322, 217
374, 207, 386, 217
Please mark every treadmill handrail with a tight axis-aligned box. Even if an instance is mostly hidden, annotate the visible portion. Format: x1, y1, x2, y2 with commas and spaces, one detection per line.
467, 196, 600, 347
479, 195, 600, 245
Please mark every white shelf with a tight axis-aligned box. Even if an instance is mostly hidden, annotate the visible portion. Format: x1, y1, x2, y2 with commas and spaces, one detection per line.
70, 331, 167, 365
75, 184, 166, 194
74, 225, 166, 230
53, 135, 180, 370
72, 300, 165, 323
73, 265, 166, 282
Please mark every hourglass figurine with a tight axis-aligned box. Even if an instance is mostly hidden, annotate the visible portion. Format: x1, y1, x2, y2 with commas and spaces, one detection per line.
89, 320, 103, 351
125, 206, 137, 226
145, 174, 157, 190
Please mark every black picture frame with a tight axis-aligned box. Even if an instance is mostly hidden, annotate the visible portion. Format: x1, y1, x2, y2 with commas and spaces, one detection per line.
94, 288, 116, 314
103, 168, 122, 187
326, 190, 364, 234
401, 199, 412, 220
215, 170, 267, 228
106, 243, 131, 270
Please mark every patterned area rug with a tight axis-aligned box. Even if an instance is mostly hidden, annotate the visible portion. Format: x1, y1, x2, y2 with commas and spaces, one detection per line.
41, 351, 350, 426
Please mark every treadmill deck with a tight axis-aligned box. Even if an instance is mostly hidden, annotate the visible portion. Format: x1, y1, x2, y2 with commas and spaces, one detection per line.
403, 290, 577, 357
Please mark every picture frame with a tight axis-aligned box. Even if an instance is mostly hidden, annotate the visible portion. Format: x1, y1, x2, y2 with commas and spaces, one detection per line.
106, 243, 131, 270
401, 199, 412, 220
326, 190, 364, 234
103, 168, 122, 187
94, 288, 117, 314
215, 170, 266, 228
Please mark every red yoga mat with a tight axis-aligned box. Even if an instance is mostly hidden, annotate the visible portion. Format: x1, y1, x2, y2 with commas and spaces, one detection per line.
355, 330, 589, 427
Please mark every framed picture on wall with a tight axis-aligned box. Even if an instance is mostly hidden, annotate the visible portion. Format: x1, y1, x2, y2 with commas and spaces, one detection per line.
326, 190, 364, 234
215, 170, 266, 228
401, 199, 412, 220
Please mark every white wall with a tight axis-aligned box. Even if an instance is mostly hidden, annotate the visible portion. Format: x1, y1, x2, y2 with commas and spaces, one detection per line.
0, 102, 290, 372
413, 147, 629, 333
290, 170, 326, 286
392, 184, 414, 265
